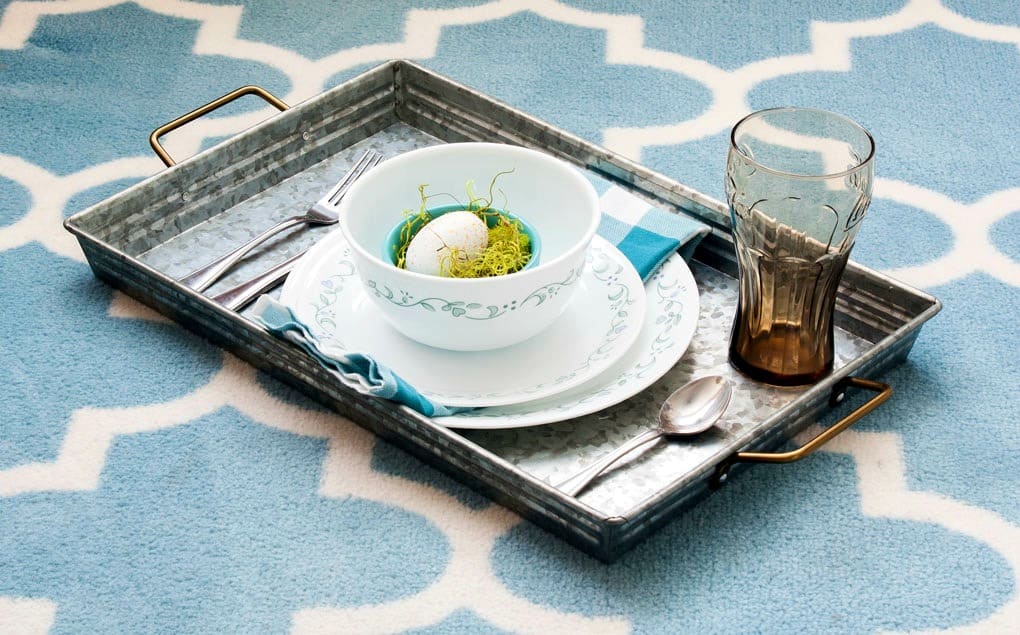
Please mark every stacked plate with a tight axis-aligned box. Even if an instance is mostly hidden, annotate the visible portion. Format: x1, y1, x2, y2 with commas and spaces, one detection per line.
280, 230, 700, 429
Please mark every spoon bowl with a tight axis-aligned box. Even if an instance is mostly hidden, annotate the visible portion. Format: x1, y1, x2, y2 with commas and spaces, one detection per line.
658, 375, 732, 435
556, 375, 732, 497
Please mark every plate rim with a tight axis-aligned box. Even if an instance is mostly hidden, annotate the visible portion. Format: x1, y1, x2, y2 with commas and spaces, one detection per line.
431, 251, 700, 428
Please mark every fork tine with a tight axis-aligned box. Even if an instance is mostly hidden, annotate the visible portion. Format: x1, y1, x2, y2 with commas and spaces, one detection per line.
330, 150, 383, 203
322, 150, 375, 202
327, 151, 382, 206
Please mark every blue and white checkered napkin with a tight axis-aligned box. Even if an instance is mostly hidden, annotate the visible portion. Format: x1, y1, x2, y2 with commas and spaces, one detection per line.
597, 186, 710, 281
253, 186, 709, 416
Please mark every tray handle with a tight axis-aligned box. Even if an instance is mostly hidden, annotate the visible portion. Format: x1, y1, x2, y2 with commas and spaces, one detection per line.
148, 85, 289, 167
710, 377, 891, 488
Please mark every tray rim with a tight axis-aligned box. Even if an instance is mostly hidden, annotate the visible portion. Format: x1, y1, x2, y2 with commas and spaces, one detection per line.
63, 59, 942, 561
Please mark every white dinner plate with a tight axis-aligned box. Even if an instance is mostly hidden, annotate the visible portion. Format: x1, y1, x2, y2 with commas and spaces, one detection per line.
281, 233, 646, 408
433, 249, 699, 428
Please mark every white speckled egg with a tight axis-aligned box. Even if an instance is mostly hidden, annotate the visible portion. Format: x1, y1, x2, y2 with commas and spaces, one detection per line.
405, 211, 488, 276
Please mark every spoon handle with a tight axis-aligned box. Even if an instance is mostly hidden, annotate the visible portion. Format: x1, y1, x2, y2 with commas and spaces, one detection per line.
556, 429, 663, 497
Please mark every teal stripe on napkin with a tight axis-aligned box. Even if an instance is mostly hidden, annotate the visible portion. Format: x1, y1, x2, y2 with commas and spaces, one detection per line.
251, 296, 468, 417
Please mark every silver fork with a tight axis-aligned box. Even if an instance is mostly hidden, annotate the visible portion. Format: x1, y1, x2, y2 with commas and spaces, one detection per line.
211, 247, 307, 311
179, 149, 382, 292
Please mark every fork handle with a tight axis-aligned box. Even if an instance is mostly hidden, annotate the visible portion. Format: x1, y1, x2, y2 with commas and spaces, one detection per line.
179, 216, 306, 292
211, 248, 306, 311
556, 429, 663, 497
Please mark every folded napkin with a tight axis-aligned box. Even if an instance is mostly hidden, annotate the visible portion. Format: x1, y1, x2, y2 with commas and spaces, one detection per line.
596, 186, 710, 281
252, 295, 469, 417
253, 185, 710, 417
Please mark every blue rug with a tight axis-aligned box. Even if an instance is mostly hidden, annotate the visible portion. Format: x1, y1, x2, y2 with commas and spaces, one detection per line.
1, 1, 1018, 632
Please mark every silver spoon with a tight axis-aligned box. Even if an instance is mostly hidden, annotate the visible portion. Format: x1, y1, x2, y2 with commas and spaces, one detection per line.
556, 375, 732, 497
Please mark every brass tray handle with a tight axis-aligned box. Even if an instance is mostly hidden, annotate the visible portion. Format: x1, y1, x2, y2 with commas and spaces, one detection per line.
148, 85, 289, 167
711, 377, 891, 488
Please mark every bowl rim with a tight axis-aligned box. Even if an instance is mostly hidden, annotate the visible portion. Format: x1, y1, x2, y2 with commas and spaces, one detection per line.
338, 142, 600, 285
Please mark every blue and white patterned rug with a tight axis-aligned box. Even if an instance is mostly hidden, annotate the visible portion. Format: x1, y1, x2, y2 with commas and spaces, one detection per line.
1, 1, 1018, 632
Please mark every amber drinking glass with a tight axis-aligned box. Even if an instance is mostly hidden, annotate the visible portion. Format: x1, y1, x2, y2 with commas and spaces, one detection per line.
725, 107, 875, 386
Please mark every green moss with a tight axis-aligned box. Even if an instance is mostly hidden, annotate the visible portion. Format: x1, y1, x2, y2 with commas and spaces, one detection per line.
394, 171, 533, 278
441, 216, 532, 278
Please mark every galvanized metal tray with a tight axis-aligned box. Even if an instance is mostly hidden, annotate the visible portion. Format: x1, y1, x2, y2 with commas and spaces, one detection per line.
64, 61, 941, 562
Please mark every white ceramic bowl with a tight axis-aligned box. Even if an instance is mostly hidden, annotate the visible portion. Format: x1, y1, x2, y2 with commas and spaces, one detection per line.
338, 142, 600, 351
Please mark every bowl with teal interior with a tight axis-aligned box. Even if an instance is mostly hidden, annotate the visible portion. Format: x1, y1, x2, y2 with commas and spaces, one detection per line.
338, 142, 600, 352
380, 204, 542, 271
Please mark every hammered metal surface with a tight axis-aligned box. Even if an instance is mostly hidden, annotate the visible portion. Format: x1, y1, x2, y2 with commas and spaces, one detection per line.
138, 123, 444, 299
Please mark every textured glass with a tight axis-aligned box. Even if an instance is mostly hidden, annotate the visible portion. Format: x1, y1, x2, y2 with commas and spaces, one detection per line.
725, 107, 875, 385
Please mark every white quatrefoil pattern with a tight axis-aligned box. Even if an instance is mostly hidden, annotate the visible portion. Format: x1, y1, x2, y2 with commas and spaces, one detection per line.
0, 1, 1017, 633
